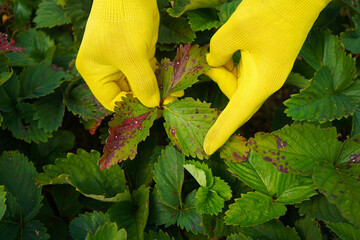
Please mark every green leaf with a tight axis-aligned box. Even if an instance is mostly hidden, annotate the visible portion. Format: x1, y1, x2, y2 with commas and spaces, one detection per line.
225, 191, 287, 227
313, 163, 360, 226
9, 29, 56, 65
187, 9, 221, 31
3, 102, 52, 143
152, 147, 203, 233
31, 130, 75, 165
216, 0, 242, 24
337, 135, 360, 164
70, 212, 111, 240
298, 194, 347, 223
201, 213, 242, 238
50, 185, 81, 218
227, 233, 252, 240
167, 0, 227, 17
220, 135, 250, 163
295, 217, 322, 240
195, 184, 225, 215
341, 16, 360, 54
145, 230, 174, 240
33, 91, 65, 133
34, 0, 70, 28
23, 220, 50, 240
250, 123, 342, 175
86, 222, 127, 240
0, 113, 2, 127
0, 186, 6, 220
326, 222, 360, 240
242, 220, 301, 240
184, 160, 213, 187
300, 30, 327, 70
99, 96, 158, 169
341, 0, 360, 15
353, 106, 360, 137
157, 44, 210, 99
19, 64, 69, 99
65, 83, 111, 121
284, 66, 359, 122
0, 55, 13, 86
38, 149, 129, 202
107, 185, 149, 240
154, 146, 184, 208
158, 14, 196, 44
0, 151, 43, 237
0, 73, 19, 112
285, 72, 310, 89
163, 98, 219, 159
64, 0, 92, 44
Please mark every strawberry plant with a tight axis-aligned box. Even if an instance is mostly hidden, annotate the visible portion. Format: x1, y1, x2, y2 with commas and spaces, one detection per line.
0, 0, 360, 239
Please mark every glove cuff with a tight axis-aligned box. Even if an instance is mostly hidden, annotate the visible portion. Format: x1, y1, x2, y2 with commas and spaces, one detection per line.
264, 0, 331, 32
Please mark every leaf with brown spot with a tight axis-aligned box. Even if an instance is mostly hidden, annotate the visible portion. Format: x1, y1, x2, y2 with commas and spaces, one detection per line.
314, 162, 360, 227
99, 96, 159, 169
250, 124, 342, 176
337, 135, 360, 164
157, 44, 210, 100
163, 98, 219, 159
220, 135, 250, 163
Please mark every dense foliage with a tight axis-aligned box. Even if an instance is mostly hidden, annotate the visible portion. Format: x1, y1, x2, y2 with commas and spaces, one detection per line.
0, 0, 359, 239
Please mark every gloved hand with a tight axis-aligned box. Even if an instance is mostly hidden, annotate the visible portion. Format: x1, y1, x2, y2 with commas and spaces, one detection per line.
76, 0, 160, 111
204, 0, 331, 155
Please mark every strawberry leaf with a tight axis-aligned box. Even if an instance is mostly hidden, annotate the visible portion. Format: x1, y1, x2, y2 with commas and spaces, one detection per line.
157, 44, 209, 100
99, 96, 159, 169
187, 9, 221, 31
220, 135, 251, 163
163, 98, 220, 159
33, 0, 70, 28
0, 33, 24, 54
167, 0, 227, 17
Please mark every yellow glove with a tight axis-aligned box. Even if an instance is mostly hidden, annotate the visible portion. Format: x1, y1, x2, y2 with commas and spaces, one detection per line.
76, 0, 160, 111
204, 0, 331, 155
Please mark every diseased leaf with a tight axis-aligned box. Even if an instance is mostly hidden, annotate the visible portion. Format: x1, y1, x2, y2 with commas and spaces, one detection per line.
216, 0, 242, 24
284, 66, 359, 122
220, 135, 250, 163
86, 222, 127, 240
353, 106, 360, 137
33, 90, 65, 133
249, 123, 342, 175
70, 211, 111, 240
341, 0, 360, 15
37, 149, 129, 202
157, 44, 210, 99
0, 186, 6, 220
337, 135, 360, 164
2, 103, 52, 143
326, 222, 360, 240
298, 194, 347, 223
295, 217, 322, 240
187, 9, 221, 31
23, 221, 50, 240
167, 0, 227, 17
313, 163, 360, 226
163, 98, 219, 159
227, 151, 317, 204
34, 0, 70, 28
99, 96, 159, 169
0, 33, 24, 54
107, 186, 149, 240
225, 191, 287, 227
0, 151, 43, 237
19, 64, 69, 99
341, 16, 360, 54
158, 14, 196, 44
242, 220, 301, 240
65, 83, 111, 121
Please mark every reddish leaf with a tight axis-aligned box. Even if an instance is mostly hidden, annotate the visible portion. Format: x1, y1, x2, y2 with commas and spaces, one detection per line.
99, 96, 159, 169
0, 33, 24, 54
220, 135, 251, 163
157, 44, 210, 100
